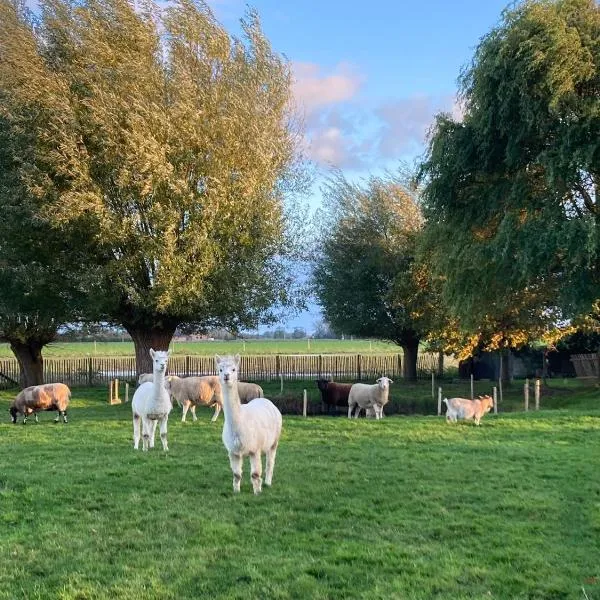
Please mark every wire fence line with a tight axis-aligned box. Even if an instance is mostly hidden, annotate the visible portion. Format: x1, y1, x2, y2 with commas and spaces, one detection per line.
0, 352, 455, 389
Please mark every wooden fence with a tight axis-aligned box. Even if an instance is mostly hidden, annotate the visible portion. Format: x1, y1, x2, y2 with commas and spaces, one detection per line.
570, 353, 600, 378
0, 352, 451, 389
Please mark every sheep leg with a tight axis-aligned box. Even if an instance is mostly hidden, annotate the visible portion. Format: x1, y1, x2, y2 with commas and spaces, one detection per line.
211, 403, 221, 422
354, 405, 362, 419
249, 452, 263, 495
191, 405, 197, 422
62, 410, 68, 423
158, 416, 169, 451
133, 413, 142, 449
347, 403, 354, 419
265, 443, 278, 487
181, 400, 191, 423
229, 453, 243, 493
374, 405, 382, 420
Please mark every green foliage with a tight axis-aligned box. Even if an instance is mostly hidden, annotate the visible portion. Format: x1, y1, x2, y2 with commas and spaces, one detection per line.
0, 387, 598, 599
420, 0, 600, 322
0, 0, 308, 343
313, 172, 442, 359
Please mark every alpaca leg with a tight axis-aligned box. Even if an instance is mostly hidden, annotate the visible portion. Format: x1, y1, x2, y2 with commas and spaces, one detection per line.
133, 413, 142, 449
149, 420, 158, 448
159, 416, 169, 451
249, 452, 263, 495
211, 403, 221, 422
181, 400, 190, 423
229, 453, 243, 493
142, 418, 151, 451
265, 443, 278, 487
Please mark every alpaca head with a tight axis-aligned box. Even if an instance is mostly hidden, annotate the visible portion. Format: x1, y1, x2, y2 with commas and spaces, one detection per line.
149, 348, 169, 374
215, 354, 240, 388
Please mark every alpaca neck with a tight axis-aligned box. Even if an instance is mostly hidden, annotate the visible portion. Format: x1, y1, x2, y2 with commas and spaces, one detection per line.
221, 381, 242, 431
149, 369, 168, 410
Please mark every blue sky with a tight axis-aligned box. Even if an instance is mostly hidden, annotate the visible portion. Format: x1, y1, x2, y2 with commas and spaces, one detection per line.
207, 0, 512, 332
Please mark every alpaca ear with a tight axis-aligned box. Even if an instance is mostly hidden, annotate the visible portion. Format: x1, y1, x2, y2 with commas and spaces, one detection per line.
215, 354, 222, 367
234, 354, 241, 366
150, 348, 156, 359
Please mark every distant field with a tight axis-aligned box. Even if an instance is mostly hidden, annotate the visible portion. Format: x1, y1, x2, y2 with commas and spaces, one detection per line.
0, 338, 401, 358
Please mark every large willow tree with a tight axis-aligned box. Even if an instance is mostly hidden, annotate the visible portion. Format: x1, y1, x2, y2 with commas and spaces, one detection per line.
0, 0, 307, 373
420, 0, 599, 327
313, 172, 443, 380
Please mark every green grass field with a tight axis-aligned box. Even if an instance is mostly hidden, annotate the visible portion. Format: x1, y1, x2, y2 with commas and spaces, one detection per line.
0, 338, 401, 359
1, 383, 599, 599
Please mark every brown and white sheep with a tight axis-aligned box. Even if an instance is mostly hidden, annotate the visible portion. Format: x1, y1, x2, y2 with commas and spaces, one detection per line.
9, 383, 71, 424
237, 382, 264, 403
166, 375, 223, 422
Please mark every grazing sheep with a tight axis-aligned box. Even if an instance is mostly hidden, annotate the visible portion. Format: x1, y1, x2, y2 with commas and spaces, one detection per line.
443, 395, 494, 425
132, 349, 171, 451
216, 354, 282, 494
166, 375, 223, 423
237, 382, 264, 403
9, 383, 71, 424
316, 379, 353, 414
348, 377, 394, 420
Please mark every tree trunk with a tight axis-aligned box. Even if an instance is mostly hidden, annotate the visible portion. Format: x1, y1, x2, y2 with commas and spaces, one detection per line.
126, 324, 178, 376
10, 340, 44, 387
401, 339, 420, 381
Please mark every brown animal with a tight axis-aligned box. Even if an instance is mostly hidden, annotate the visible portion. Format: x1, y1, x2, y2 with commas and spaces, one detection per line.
9, 383, 71, 424
443, 395, 494, 425
316, 379, 353, 414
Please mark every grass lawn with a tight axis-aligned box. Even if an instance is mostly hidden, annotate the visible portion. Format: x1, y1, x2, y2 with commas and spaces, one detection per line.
0, 338, 402, 359
1, 385, 599, 600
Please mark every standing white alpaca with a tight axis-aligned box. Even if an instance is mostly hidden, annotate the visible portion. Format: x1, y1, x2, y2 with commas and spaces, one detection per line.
132, 349, 172, 451
216, 354, 282, 494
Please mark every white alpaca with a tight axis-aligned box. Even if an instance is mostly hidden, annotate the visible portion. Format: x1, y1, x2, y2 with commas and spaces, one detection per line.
132, 349, 172, 451
216, 354, 282, 494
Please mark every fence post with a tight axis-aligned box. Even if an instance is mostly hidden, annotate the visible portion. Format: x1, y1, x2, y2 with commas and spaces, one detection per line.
87, 357, 93, 386
125, 382, 129, 403
535, 379, 540, 410
357, 354, 362, 381
185, 355, 190, 377
493, 386, 498, 414
108, 379, 113, 404
302, 389, 307, 417
498, 376, 503, 405
470, 374, 474, 399
114, 378, 120, 404
437, 387, 443, 416
318, 354, 323, 379
524, 378, 529, 412
280, 374, 284, 395
397, 353, 402, 379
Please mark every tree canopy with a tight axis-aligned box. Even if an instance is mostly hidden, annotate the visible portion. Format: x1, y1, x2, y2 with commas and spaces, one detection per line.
420, 0, 599, 326
312, 172, 443, 379
0, 0, 308, 373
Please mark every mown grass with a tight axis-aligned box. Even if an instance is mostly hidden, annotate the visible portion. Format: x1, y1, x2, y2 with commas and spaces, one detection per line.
1, 385, 599, 600
0, 338, 401, 359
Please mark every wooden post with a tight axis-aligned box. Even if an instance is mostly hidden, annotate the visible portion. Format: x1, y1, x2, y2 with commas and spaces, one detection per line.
524, 378, 529, 412
108, 379, 113, 404
470, 374, 474, 399
87, 357, 93, 386
125, 382, 129, 403
535, 379, 541, 410
280, 374, 284, 395
431, 372, 435, 399
437, 387, 443, 416
498, 376, 503, 405
493, 386, 498, 414
302, 389, 307, 417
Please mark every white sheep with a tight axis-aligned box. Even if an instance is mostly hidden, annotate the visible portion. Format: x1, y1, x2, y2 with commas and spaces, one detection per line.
237, 382, 264, 403
9, 383, 71, 424
166, 375, 222, 423
347, 377, 394, 420
216, 354, 282, 494
137, 373, 154, 385
132, 349, 172, 451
